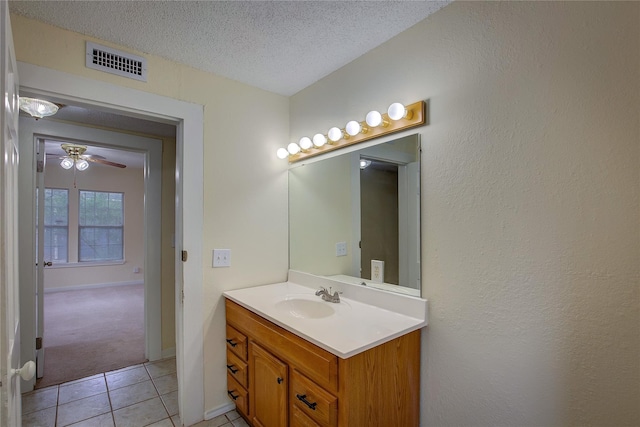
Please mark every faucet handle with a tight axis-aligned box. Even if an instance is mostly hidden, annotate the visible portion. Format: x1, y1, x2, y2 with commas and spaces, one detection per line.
315, 287, 327, 296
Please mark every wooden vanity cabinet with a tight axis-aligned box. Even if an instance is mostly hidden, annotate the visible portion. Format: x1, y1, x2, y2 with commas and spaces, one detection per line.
225, 298, 421, 427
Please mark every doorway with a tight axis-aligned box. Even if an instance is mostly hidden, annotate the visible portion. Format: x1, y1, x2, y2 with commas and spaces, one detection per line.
34, 138, 157, 388
18, 61, 205, 425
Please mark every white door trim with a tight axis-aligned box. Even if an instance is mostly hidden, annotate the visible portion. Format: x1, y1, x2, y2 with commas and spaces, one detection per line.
20, 119, 163, 376
17, 62, 205, 426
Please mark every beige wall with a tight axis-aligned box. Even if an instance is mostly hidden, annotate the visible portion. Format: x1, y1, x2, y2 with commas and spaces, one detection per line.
12, 14, 289, 412
291, 2, 639, 426
43, 162, 144, 289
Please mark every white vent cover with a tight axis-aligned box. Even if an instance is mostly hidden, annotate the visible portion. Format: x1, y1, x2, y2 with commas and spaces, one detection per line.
86, 42, 147, 82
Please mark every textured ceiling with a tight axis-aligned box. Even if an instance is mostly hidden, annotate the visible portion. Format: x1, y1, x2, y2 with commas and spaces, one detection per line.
9, 0, 450, 96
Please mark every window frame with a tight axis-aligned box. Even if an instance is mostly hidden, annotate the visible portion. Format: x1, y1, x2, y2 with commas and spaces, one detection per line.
78, 189, 125, 262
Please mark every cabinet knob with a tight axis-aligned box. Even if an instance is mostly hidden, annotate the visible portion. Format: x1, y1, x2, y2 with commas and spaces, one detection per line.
296, 394, 317, 410
277, 377, 283, 384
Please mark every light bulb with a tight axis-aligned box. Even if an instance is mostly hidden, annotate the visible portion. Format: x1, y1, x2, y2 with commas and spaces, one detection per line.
299, 137, 313, 150
276, 148, 289, 159
312, 134, 327, 147
345, 121, 361, 136
287, 142, 301, 155
366, 110, 385, 127
60, 158, 74, 169
327, 127, 343, 142
388, 102, 409, 121
75, 159, 89, 171
360, 159, 372, 169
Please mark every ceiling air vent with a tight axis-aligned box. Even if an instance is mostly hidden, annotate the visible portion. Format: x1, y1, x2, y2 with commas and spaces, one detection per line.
86, 42, 147, 82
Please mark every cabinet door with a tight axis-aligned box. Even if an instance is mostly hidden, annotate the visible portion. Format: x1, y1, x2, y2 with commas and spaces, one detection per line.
249, 342, 288, 427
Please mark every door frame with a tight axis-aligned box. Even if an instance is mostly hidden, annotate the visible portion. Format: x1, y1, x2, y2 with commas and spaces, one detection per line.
22, 120, 164, 379
17, 62, 205, 426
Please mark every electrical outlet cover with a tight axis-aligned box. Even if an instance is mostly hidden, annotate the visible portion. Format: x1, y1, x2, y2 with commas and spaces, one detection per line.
371, 259, 385, 283
336, 242, 347, 257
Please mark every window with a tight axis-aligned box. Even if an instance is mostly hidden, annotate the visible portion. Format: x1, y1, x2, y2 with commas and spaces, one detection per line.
44, 188, 69, 263
79, 190, 124, 262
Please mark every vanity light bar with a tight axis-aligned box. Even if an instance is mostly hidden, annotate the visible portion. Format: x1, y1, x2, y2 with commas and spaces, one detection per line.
278, 100, 426, 163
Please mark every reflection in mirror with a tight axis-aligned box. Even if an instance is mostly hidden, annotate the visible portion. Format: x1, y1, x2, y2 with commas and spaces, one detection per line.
289, 134, 420, 296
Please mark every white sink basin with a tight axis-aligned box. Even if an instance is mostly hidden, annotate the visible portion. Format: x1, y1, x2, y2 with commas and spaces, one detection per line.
275, 296, 336, 319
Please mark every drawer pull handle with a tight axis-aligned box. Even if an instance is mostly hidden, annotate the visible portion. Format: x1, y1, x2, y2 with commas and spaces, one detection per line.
227, 390, 239, 401
226, 364, 239, 374
296, 394, 317, 410
226, 338, 237, 347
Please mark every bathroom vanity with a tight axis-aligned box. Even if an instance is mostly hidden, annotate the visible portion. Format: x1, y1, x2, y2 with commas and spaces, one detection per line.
224, 271, 428, 427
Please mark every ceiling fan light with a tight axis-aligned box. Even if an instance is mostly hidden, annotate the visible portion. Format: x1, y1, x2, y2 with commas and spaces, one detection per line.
19, 97, 59, 119
75, 159, 89, 171
60, 158, 74, 169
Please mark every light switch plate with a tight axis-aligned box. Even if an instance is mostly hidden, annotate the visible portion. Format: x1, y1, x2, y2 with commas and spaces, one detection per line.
336, 242, 347, 257
213, 249, 231, 267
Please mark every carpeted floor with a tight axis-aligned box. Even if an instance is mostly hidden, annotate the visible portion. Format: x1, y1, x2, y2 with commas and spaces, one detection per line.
35, 284, 146, 389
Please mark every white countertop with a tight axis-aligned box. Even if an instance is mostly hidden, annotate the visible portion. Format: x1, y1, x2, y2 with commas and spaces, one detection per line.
223, 272, 428, 359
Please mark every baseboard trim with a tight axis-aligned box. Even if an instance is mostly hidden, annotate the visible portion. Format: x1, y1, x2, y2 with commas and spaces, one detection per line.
44, 280, 144, 293
204, 402, 236, 420
161, 347, 176, 359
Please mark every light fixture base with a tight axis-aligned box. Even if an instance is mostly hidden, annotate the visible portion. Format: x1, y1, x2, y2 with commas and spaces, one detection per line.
288, 100, 426, 163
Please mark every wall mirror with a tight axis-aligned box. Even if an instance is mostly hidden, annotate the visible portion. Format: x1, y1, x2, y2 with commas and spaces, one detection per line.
289, 133, 421, 296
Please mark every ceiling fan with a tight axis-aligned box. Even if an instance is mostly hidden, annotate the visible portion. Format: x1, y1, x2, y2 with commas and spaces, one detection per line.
49, 143, 127, 170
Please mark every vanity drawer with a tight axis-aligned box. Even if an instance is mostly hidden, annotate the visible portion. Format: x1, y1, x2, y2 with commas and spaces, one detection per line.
226, 324, 247, 360
292, 404, 322, 427
226, 373, 249, 418
226, 349, 248, 388
291, 370, 337, 427
226, 299, 338, 393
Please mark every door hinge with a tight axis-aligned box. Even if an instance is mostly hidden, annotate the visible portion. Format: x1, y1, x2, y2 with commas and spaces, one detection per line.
181, 290, 185, 304
36, 337, 43, 350
181, 250, 188, 262
37, 159, 44, 173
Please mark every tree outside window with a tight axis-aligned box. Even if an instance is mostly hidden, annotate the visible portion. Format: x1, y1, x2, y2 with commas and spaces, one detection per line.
79, 190, 124, 262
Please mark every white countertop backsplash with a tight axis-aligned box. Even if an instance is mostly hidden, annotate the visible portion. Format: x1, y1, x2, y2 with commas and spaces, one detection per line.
223, 270, 428, 358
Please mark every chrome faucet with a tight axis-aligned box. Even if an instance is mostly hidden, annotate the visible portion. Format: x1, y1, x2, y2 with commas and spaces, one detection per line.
315, 287, 341, 303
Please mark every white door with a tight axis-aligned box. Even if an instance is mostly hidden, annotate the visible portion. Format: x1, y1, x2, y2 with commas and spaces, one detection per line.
1, 3, 34, 425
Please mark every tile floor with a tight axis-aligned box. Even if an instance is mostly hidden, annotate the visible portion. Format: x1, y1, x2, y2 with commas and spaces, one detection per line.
21, 357, 248, 427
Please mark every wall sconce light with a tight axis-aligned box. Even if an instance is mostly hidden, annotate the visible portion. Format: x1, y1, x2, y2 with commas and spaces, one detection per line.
287, 142, 301, 155
312, 134, 327, 148
19, 97, 60, 119
365, 110, 388, 128
327, 127, 345, 143
277, 100, 426, 163
387, 102, 413, 121
299, 137, 313, 151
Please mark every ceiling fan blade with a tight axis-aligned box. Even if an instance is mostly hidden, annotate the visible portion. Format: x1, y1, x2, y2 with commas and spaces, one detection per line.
84, 157, 127, 168
83, 154, 106, 160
